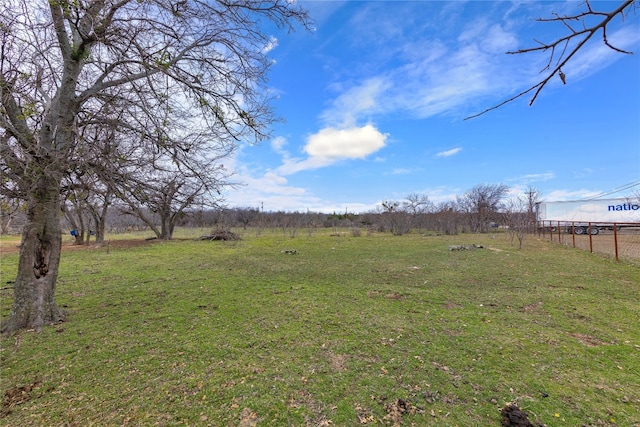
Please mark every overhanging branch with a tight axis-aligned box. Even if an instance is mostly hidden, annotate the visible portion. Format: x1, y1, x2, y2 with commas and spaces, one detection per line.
465, 0, 636, 120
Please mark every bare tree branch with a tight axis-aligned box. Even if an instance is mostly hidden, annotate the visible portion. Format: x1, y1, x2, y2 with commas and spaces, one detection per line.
466, 0, 636, 120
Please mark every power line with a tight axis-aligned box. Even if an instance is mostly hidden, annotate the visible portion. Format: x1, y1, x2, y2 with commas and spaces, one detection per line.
585, 179, 640, 200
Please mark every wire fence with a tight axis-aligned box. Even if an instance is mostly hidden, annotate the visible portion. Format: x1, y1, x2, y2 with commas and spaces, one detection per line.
535, 221, 640, 262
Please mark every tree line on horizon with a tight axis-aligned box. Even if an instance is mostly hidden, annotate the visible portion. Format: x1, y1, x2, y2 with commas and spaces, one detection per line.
2, 183, 540, 242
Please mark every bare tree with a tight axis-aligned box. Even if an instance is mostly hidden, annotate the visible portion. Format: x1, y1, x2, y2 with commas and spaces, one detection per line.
235, 207, 260, 230
381, 200, 413, 236
503, 197, 529, 249
404, 193, 433, 232
459, 184, 509, 233
404, 193, 433, 215
467, 0, 638, 119
429, 201, 459, 235
0, 0, 310, 333
117, 170, 225, 241
112, 126, 235, 240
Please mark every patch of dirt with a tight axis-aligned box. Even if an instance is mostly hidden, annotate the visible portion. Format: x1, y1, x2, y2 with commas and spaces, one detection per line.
520, 301, 543, 313
380, 398, 422, 426
444, 301, 462, 309
568, 332, 609, 347
0, 239, 159, 256
287, 390, 331, 426
366, 290, 404, 300
355, 403, 375, 424
238, 407, 259, 427
1, 378, 42, 418
327, 351, 348, 372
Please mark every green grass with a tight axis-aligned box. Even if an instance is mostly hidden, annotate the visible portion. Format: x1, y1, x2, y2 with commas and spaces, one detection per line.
1, 229, 639, 426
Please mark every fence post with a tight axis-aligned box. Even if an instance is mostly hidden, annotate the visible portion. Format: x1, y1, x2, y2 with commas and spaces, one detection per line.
557, 221, 561, 243
588, 221, 593, 253
613, 223, 619, 261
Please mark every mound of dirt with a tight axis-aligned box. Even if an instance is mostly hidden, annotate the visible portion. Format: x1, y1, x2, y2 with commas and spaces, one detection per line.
500, 403, 545, 427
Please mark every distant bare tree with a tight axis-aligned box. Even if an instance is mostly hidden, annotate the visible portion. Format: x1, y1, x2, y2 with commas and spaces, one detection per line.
381, 200, 413, 236
459, 184, 509, 233
235, 207, 260, 230
404, 193, 433, 215
430, 201, 459, 235
404, 193, 433, 232
467, 0, 638, 119
503, 197, 529, 249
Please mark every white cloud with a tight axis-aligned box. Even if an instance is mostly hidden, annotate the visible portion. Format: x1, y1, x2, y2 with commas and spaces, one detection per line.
320, 78, 389, 127
305, 124, 386, 159
483, 24, 519, 53
387, 168, 413, 175
509, 172, 556, 183
271, 135, 287, 153
318, 34, 513, 123
223, 165, 381, 213
263, 36, 279, 53
544, 189, 603, 202
222, 166, 308, 210
277, 124, 388, 175
262, 170, 289, 186
416, 186, 461, 204
436, 147, 462, 157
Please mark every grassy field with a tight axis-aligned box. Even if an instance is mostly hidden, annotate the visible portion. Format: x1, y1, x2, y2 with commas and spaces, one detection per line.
1, 229, 639, 426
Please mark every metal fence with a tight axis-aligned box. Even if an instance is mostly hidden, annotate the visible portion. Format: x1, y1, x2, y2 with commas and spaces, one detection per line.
536, 221, 640, 262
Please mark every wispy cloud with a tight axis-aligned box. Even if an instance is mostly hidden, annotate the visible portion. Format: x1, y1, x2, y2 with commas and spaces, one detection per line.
544, 189, 603, 202
271, 135, 287, 153
509, 172, 556, 183
384, 167, 416, 176
542, 26, 640, 85
315, 9, 527, 124
320, 78, 389, 127
436, 147, 462, 158
262, 36, 279, 54
221, 164, 308, 210
315, 3, 640, 127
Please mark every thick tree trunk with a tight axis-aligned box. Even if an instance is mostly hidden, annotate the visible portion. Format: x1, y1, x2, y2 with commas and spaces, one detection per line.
1, 177, 66, 333
159, 211, 174, 240
95, 214, 106, 244
75, 231, 84, 245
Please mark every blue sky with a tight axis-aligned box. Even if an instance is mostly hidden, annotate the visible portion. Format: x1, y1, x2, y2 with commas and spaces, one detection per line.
222, 1, 640, 213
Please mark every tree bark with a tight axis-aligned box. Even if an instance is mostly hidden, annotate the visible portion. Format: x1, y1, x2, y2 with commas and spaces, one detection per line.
1, 176, 66, 333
